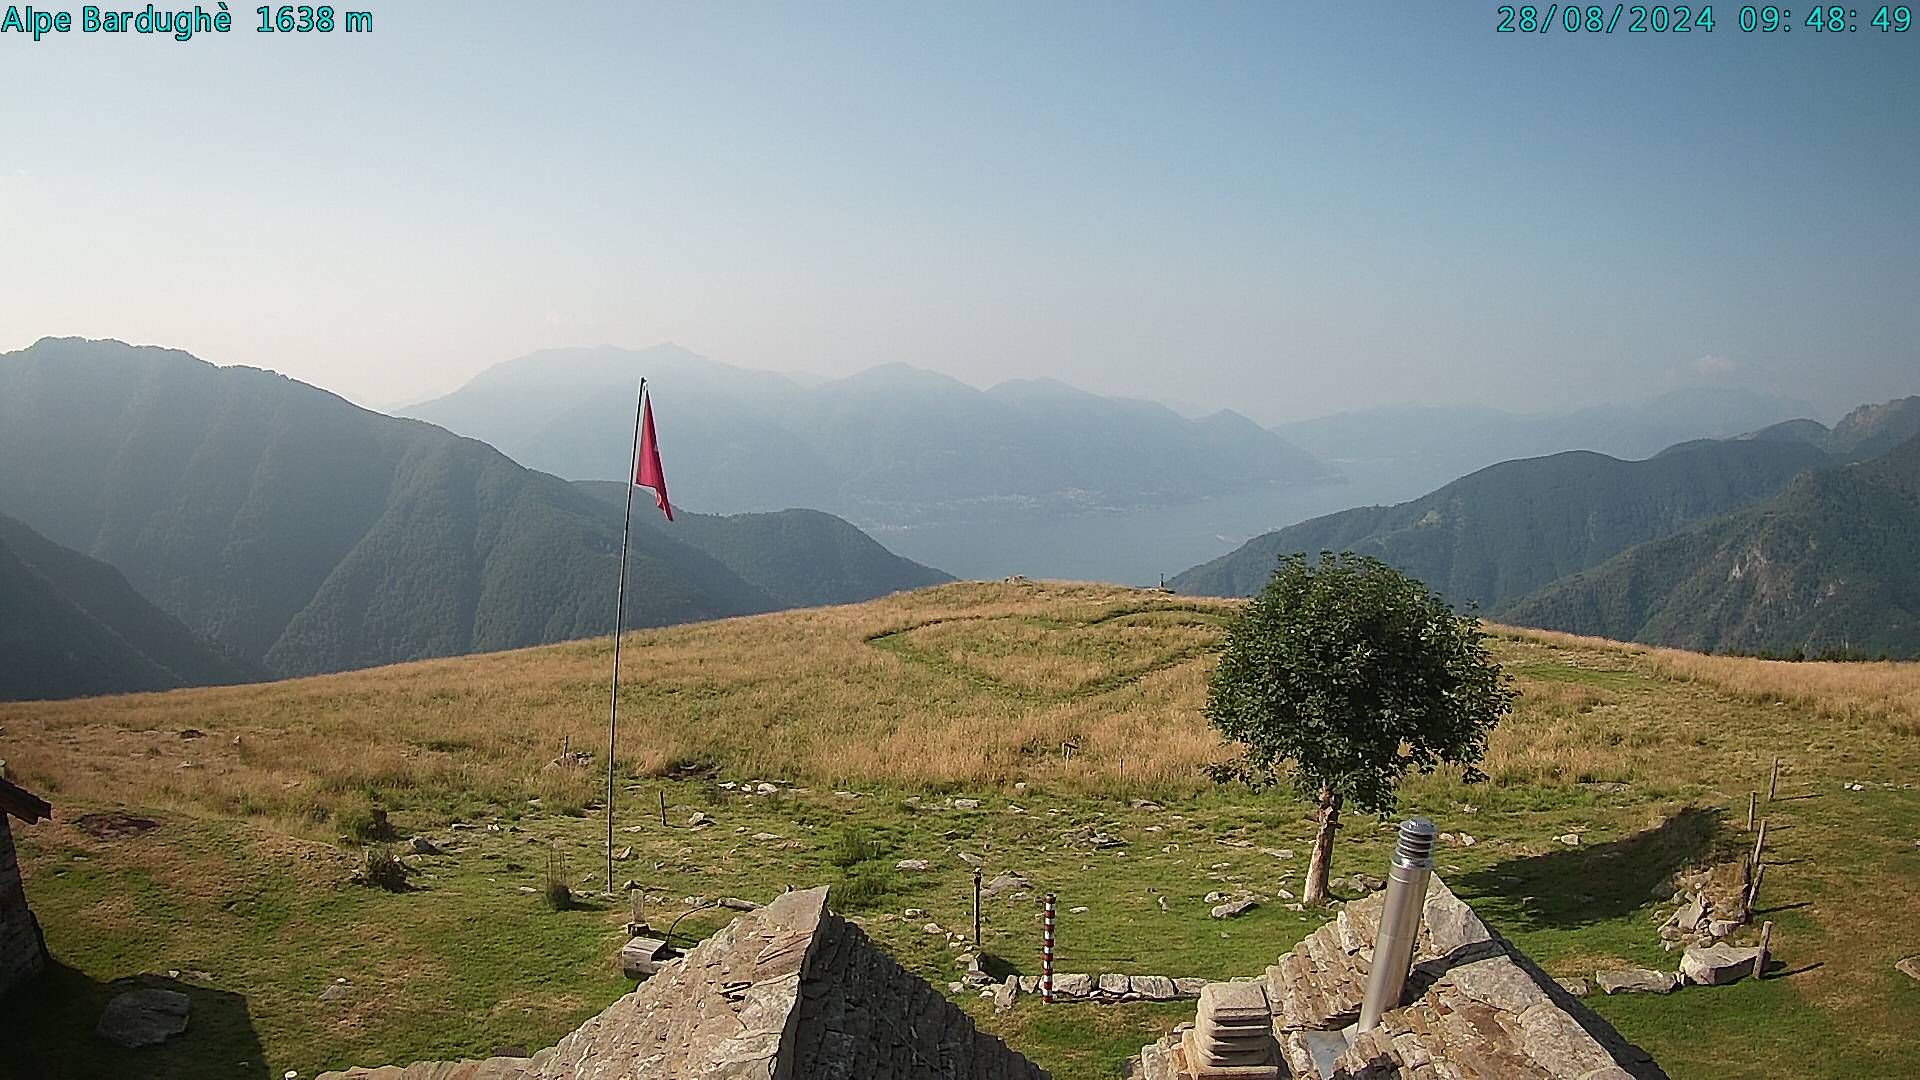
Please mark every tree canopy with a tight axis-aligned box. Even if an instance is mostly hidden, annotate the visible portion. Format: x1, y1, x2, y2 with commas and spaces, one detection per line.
1207, 551, 1514, 816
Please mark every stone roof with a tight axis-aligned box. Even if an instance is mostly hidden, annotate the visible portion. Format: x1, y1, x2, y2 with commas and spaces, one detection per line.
318, 886, 1048, 1080
0, 777, 52, 824
1130, 877, 1666, 1080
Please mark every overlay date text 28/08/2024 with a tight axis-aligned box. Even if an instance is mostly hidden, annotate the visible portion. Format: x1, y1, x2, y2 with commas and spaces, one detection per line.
1496, 4, 1913, 32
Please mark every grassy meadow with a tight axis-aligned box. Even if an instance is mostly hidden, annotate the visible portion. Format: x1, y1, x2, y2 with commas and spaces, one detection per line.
1, 580, 1917, 1079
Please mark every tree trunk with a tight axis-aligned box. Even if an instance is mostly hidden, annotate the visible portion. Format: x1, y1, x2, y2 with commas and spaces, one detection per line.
1303, 786, 1342, 906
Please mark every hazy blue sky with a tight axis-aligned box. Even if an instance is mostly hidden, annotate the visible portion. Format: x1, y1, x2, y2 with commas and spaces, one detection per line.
3, 2, 1915, 420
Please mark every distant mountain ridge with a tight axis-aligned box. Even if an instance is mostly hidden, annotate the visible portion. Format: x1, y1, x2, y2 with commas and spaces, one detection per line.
1743, 396, 1920, 461
404, 345, 1337, 520
571, 483, 952, 608
0, 338, 950, 681
0, 512, 261, 700
1502, 432, 1920, 657
1273, 387, 1820, 506
1170, 436, 1833, 609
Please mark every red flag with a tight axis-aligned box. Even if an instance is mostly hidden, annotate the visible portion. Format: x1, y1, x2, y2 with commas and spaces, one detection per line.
636, 390, 673, 521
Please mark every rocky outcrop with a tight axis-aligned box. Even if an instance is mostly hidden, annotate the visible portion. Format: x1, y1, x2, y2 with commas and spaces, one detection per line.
318, 886, 1047, 1080
1127, 877, 1666, 1080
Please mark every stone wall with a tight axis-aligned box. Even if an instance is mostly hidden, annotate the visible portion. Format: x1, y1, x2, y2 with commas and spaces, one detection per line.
792, 910, 1046, 1080
319, 886, 1047, 1080
0, 815, 49, 997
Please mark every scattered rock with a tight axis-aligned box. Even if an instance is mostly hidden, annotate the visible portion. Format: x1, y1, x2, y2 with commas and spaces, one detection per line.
1132, 975, 1178, 1000
1896, 956, 1920, 982
1210, 898, 1258, 919
981, 871, 1031, 899
1204, 891, 1225, 903
718, 897, 759, 911
958, 852, 984, 867
924, 923, 945, 935
409, 836, 443, 856
96, 988, 191, 1048
1261, 848, 1295, 860
1705, 918, 1742, 940
952, 798, 980, 810
993, 978, 1019, 1011
1594, 968, 1681, 995
1682, 944, 1761, 986
1556, 977, 1591, 997
1670, 893, 1709, 933
1158, 896, 1170, 912
904, 908, 925, 918
755, 783, 778, 795
1069, 906, 1089, 914
687, 812, 714, 827
178, 728, 204, 740
895, 859, 932, 872
1051, 973, 1094, 999
1555, 833, 1581, 846
1347, 874, 1385, 892
751, 832, 781, 842
1173, 977, 1209, 997
319, 984, 350, 1002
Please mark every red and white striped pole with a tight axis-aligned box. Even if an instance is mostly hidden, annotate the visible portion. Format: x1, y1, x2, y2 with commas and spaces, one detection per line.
1042, 892, 1056, 1003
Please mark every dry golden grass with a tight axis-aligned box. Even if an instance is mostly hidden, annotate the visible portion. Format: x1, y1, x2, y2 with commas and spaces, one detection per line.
4, 583, 1916, 842
1496, 623, 1920, 736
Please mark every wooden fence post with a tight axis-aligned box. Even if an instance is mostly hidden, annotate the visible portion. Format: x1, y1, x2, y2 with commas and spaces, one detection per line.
1767, 757, 1781, 801
658, 790, 667, 828
972, 868, 983, 950
1753, 921, 1773, 980
1747, 791, 1758, 830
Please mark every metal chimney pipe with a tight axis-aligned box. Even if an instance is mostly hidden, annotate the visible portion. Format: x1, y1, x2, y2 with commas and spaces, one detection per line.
1356, 817, 1437, 1032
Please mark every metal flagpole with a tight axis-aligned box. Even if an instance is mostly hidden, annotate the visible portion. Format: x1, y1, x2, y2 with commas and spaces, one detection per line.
607, 377, 647, 893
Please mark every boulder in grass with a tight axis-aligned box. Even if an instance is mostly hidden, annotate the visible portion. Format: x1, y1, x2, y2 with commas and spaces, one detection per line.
1594, 968, 1681, 995
1682, 944, 1761, 986
96, 988, 191, 1048
1895, 956, 1920, 983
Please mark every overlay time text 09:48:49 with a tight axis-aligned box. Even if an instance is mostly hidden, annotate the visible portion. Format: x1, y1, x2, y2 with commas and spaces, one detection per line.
1496, 5, 1913, 31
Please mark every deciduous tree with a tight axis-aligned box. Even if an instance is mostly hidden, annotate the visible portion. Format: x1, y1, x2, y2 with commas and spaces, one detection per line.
1206, 552, 1513, 904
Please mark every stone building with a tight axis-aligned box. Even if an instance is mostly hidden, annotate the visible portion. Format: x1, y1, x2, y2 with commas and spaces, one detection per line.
319, 886, 1048, 1080
0, 775, 53, 998
1128, 877, 1666, 1080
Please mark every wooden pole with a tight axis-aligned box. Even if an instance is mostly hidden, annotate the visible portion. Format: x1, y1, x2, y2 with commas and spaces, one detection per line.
1746, 863, 1766, 914
658, 789, 667, 828
1748, 819, 1768, 885
1767, 757, 1781, 801
1753, 920, 1773, 980
1747, 791, 1757, 830
605, 378, 648, 893
972, 868, 983, 950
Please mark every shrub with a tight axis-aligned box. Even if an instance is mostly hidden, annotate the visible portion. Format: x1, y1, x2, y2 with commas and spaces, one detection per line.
353, 845, 408, 892
334, 793, 396, 843
830, 864, 895, 912
827, 826, 885, 870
